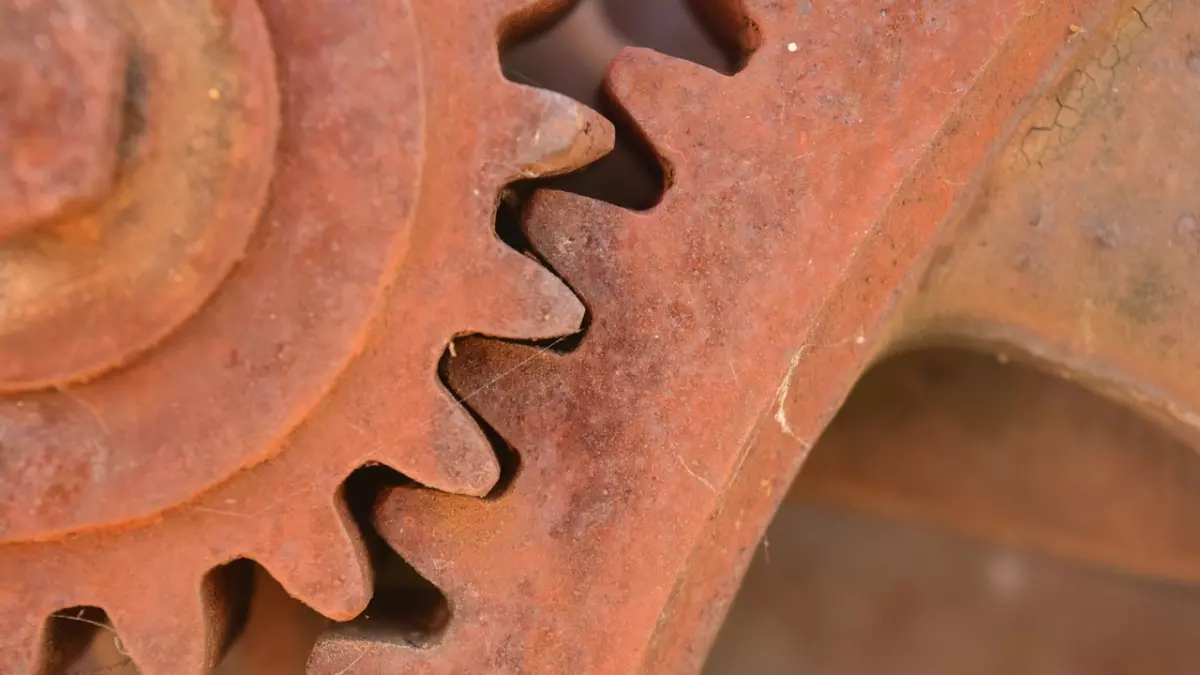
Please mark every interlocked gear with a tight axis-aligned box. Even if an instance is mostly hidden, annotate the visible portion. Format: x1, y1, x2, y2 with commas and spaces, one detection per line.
4, 0, 1196, 673
310, 0, 1141, 672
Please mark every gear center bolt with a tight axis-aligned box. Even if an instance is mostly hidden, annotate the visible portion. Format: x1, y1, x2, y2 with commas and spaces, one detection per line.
0, 0, 290, 540
0, 0, 432, 544
0, 0, 278, 392
0, 0, 126, 243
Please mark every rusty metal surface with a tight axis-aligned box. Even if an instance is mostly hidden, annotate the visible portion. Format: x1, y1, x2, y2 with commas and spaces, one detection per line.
778, 0, 1200, 595
903, 0, 1200, 440
4, 0, 1199, 672
310, 1, 1128, 673
0, 0, 125, 241
642, 5, 1200, 672
0, 0, 610, 673
0, 0, 278, 392
794, 348, 1200, 586
706, 503, 1200, 675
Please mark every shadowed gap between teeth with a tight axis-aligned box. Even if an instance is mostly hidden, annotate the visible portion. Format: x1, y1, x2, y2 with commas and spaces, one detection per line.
40, 479, 453, 675
434, 0, 763, 498
42, 606, 123, 675
209, 471, 451, 674
326, 466, 452, 649
41, 560, 255, 675
303, 0, 766, 660
498, 0, 759, 212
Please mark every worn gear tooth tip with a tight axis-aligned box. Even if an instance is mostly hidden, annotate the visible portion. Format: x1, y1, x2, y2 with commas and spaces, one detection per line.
511, 266, 585, 339
607, 46, 663, 89
398, 399, 501, 497
447, 451, 501, 498
516, 89, 614, 177
253, 505, 372, 622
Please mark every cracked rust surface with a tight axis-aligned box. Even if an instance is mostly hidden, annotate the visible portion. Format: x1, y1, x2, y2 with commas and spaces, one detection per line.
906, 0, 1200, 442
1009, 0, 1169, 169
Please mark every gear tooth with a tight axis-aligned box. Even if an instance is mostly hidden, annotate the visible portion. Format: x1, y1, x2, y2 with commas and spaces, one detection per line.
0, 614, 49, 674
371, 486, 470, 593
254, 499, 372, 621
444, 337, 559, 450
522, 190, 637, 306
463, 242, 584, 340
606, 47, 723, 155
106, 579, 223, 675
390, 384, 500, 497
505, 86, 615, 180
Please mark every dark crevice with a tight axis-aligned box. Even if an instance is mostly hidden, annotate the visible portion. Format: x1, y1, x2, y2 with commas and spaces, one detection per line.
500, 0, 758, 211
208, 558, 257, 662
542, 90, 668, 210
494, 180, 540, 254
1131, 5, 1150, 29
331, 466, 451, 648
438, 348, 525, 499
493, 181, 592, 352
41, 561, 255, 675
117, 56, 149, 168
43, 607, 127, 675
211, 562, 321, 675
602, 0, 758, 74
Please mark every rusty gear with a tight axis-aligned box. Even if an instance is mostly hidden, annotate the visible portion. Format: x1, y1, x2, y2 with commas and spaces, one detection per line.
5, 0, 1199, 672
309, 0, 1165, 672
0, 0, 610, 673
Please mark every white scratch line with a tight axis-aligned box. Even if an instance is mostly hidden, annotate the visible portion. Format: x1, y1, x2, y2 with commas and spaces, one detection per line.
773, 344, 811, 441
676, 453, 716, 494
330, 652, 366, 675
457, 337, 566, 405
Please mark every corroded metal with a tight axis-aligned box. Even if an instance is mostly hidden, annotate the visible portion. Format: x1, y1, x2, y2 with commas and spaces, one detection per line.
0, 0, 609, 673
902, 0, 1199, 441
312, 0, 1140, 673
0, 0, 278, 392
4, 0, 1198, 672
0, 0, 125, 240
